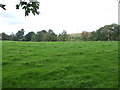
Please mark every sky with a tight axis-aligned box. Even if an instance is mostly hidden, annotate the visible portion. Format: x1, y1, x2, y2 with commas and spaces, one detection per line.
0, 0, 118, 35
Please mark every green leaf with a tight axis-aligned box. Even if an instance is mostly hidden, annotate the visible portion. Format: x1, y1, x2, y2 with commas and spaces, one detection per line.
22, 6, 26, 10
32, 11, 35, 15
16, 4, 19, 9
20, 2, 27, 6
0, 4, 6, 10
27, 3, 31, 7
25, 11, 29, 16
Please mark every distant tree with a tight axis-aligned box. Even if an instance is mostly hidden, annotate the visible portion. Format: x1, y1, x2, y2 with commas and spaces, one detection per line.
36, 30, 47, 41
31, 34, 37, 41
57, 33, 62, 41
89, 31, 97, 41
1, 33, 10, 40
31, 30, 48, 42
45, 29, 57, 41
111, 25, 120, 41
41, 30, 47, 34
58, 30, 68, 41
89, 24, 120, 41
81, 31, 89, 41
16, 29, 25, 41
25, 31, 35, 41
9, 32, 18, 41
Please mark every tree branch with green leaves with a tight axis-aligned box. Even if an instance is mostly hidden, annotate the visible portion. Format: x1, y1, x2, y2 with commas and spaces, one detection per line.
0, 0, 40, 16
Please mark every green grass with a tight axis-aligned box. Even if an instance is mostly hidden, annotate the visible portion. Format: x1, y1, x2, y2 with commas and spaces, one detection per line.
2, 41, 118, 88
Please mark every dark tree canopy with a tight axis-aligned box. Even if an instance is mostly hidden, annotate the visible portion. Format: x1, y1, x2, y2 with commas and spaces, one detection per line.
25, 31, 35, 41
16, 29, 25, 39
89, 24, 120, 41
1, 33, 10, 40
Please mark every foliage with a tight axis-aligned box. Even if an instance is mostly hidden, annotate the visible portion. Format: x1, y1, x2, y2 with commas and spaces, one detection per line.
16, 29, 25, 40
16, 1, 40, 16
2, 41, 118, 88
58, 30, 68, 41
1, 33, 10, 40
81, 31, 89, 41
36, 30, 47, 41
0, 0, 40, 16
46, 29, 57, 41
89, 24, 120, 41
9, 29, 25, 41
25, 32, 35, 41
2, 24, 120, 41
9, 33, 18, 41
31, 34, 37, 41
31, 29, 57, 42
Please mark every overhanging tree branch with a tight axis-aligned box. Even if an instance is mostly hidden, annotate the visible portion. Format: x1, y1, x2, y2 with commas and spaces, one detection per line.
0, 4, 6, 10
0, 0, 40, 16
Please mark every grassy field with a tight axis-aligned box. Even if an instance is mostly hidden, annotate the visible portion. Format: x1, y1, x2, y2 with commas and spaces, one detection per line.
2, 41, 118, 88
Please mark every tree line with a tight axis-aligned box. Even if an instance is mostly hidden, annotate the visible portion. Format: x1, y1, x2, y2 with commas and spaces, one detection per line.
1, 24, 120, 41
69, 24, 120, 41
1, 29, 68, 41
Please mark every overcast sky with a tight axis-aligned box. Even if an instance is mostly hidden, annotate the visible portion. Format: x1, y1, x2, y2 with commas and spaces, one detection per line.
0, 0, 118, 35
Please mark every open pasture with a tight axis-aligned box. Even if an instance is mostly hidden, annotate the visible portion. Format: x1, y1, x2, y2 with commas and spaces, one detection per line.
2, 41, 118, 88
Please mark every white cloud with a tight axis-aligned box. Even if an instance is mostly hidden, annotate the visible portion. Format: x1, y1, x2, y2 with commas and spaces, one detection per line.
0, 0, 118, 35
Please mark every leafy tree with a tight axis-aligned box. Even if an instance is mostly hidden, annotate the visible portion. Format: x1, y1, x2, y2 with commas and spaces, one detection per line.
25, 31, 35, 41
36, 30, 47, 41
0, 0, 40, 16
1, 33, 10, 40
88, 31, 96, 41
31, 34, 38, 41
31, 30, 48, 42
9, 32, 18, 41
45, 29, 57, 41
58, 30, 68, 41
16, 29, 25, 40
31, 29, 57, 42
57, 33, 62, 41
112, 25, 120, 41
89, 24, 120, 41
81, 31, 89, 41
